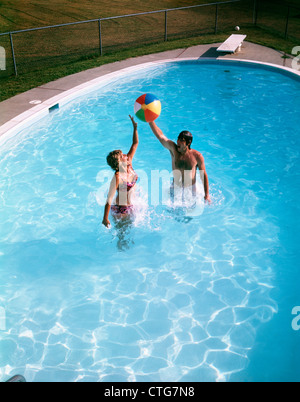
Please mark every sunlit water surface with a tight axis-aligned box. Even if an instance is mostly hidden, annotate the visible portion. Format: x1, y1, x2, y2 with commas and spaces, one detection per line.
0, 61, 299, 382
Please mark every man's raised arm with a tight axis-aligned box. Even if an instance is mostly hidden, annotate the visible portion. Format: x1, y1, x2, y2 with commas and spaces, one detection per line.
149, 121, 176, 154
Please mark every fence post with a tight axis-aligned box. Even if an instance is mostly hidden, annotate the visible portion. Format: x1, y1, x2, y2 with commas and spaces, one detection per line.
98, 19, 103, 56
253, 0, 258, 26
214, 4, 219, 34
9, 33, 17, 76
164, 11, 168, 42
284, 6, 290, 39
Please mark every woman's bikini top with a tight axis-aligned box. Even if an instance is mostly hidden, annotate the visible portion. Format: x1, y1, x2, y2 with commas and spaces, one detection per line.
118, 168, 138, 192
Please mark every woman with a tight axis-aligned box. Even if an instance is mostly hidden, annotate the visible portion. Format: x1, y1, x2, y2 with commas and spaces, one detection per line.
102, 115, 139, 228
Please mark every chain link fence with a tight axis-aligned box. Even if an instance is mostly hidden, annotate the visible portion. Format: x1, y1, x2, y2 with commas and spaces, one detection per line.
254, 0, 300, 41
0, 0, 299, 78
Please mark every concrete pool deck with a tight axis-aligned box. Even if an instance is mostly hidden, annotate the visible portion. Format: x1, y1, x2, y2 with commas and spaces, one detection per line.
0, 41, 298, 137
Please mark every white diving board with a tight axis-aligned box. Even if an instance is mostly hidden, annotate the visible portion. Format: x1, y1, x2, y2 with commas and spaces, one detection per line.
217, 34, 247, 54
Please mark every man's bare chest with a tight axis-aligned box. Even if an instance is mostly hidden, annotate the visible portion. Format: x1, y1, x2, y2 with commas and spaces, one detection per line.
174, 153, 197, 171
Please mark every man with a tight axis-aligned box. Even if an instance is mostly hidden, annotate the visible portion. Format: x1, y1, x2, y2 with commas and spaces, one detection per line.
148, 121, 211, 203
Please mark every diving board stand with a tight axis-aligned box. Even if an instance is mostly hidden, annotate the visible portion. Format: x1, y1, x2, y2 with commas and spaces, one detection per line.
217, 34, 247, 54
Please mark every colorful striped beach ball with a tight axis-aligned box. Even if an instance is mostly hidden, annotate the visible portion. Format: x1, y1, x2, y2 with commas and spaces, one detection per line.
134, 93, 161, 123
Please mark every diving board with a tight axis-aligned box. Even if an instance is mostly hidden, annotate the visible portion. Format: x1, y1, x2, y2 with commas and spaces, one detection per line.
217, 34, 247, 54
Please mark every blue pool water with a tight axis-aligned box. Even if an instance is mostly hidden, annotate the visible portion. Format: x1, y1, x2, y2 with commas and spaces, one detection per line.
0, 60, 299, 382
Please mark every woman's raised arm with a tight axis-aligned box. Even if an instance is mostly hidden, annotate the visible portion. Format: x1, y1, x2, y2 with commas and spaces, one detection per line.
127, 115, 139, 161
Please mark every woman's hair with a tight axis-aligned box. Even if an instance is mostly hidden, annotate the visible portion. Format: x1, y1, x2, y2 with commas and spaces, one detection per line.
107, 150, 122, 171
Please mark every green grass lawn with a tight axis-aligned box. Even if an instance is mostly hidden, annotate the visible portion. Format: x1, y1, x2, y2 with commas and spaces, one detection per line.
0, 0, 220, 31
1, 0, 298, 32
0, 0, 299, 102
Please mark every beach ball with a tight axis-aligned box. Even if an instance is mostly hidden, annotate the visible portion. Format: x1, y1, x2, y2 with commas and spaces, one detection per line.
134, 93, 161, 123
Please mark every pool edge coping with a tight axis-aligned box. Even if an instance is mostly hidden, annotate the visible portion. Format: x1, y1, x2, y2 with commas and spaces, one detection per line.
0, 56, 299, 145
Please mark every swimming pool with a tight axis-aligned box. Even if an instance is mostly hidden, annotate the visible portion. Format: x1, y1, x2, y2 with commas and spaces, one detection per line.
0, 60, 299, 382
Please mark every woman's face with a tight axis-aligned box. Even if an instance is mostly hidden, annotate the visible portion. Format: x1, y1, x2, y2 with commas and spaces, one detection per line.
119, 153, 128, 163
118, 153, 128, 171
